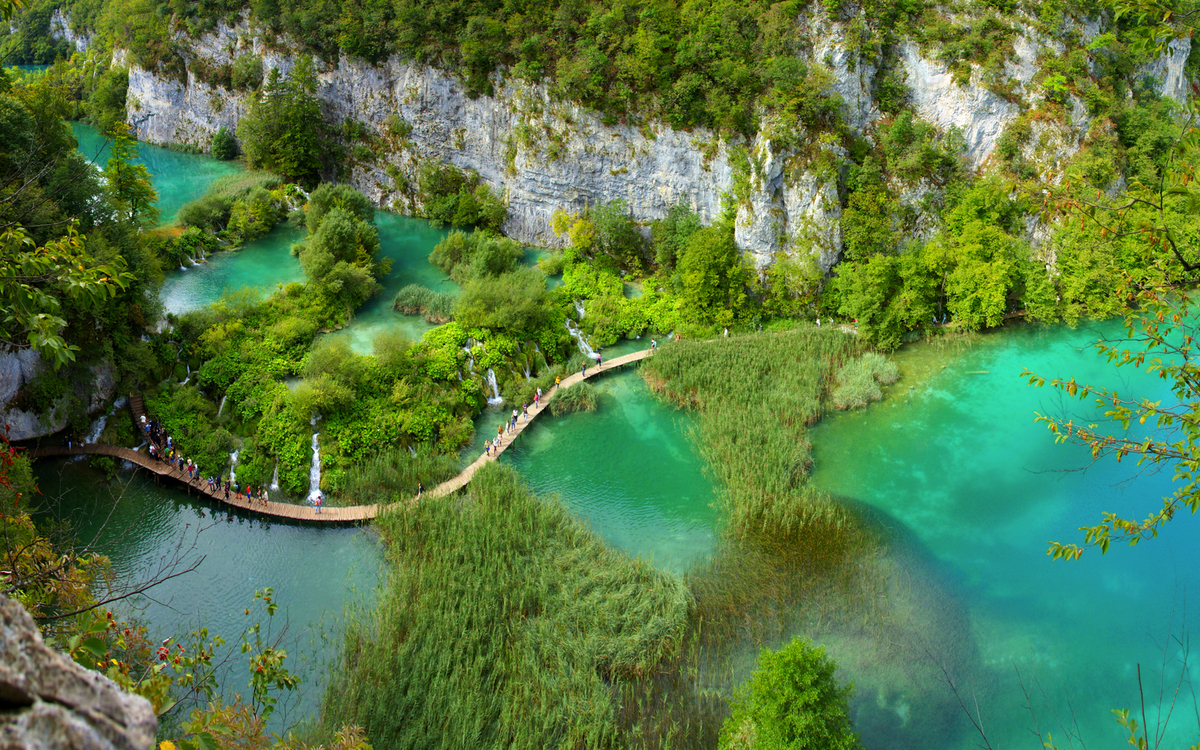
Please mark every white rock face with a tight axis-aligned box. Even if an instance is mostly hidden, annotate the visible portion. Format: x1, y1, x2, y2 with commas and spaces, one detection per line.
900, 42, 1021, 167
49, 9, 90, 53
122, 22, 841, 265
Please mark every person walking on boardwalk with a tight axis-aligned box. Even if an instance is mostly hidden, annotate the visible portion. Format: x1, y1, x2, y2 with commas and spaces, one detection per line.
554, 375, 561, 391
417, 482, 424, 498
522, 403, 529, 422
315, 495, 322, 514
581, 361, 587, 377
651, 339, 657, 352
597, 354, 603, 368
223, 479, 230, 500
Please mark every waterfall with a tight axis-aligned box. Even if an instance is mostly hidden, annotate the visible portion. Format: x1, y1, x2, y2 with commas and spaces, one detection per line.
217, 394, 227, 417
463, 346, 475, 373
565, 321, 599, 360
523, 362, 531, 380
457, 369, 463, 381
485, 369, 503, 405
307, 432, 323, 503
180, 363, 191, 386
83, 398, 124, 444
179, 261, 187, 271
574, 299, 586, 319
269, 461, 280, 492
83, 414, 107, 444
228, 450, 239, 484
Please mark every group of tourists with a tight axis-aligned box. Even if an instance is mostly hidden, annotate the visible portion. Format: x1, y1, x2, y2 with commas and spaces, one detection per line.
140, 415, 269, 506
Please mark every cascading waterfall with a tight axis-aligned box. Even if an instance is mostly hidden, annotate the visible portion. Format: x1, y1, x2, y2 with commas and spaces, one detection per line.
217, 394, 227, 418
228, 450, 239, 485
574, 299, 587, 319
83, 398, 126, 444
83, 414, 107, 444
269, 461, 280, 492
463, 346, 475, 373
180, 363, 191, 385
485, 368, 503, 405
307, 415, 323, 503
565, 320, 599, 360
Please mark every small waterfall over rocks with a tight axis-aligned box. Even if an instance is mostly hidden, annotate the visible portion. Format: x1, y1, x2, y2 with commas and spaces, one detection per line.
307, 415, 323, 503
485, 369, 503, 405
228, 450, 239, 484
217, 394, 227, 418
269, 461, 280, 492
565, 320, 599, 360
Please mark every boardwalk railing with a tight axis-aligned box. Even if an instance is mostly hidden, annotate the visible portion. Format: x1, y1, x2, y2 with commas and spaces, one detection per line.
30, 348, 655, 523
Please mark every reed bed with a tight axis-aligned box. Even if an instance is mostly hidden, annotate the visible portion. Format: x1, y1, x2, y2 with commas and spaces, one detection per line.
548, 381, 598, 416
392, 284, 456, 323
331, 444, 459, 506
321, 464, 692, 749
321, 329, 967, 748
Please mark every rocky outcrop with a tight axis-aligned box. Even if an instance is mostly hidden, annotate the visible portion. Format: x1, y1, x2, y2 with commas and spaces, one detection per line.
50, 9, 90, 53
0, 350, 117, 441
116, 15, 1193, 270
0, 596, 156, 749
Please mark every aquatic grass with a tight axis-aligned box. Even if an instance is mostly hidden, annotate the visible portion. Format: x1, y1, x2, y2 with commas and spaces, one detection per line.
832, 351, 900, 410
330, 443, 459, 506
548, 381, 597, 415
321, 463, 692, 748
392, 283, 456, 323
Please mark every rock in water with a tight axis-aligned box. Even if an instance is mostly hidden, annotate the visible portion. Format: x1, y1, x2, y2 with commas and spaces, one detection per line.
0, 596, 156, 749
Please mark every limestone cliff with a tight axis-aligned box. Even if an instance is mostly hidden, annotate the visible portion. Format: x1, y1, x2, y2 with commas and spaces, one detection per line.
0, 596, 157, 749
107, 13, 1191, 269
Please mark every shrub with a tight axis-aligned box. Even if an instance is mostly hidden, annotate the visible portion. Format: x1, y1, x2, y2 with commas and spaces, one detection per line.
231, 54, 264, 91
211, 127, 238, 160
718, 636, 861, 750
536, 252, 566, 276
393, 284, 456, 323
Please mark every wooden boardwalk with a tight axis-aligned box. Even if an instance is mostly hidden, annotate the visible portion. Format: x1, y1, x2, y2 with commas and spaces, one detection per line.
29, 347, 655, 523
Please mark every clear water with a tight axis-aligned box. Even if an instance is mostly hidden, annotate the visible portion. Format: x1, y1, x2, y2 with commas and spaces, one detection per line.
809, 322, 1200, 749
490, 368, 720, 575
72, 122, 243, 226
160, 225, 307, 315
32, 460, 381, 727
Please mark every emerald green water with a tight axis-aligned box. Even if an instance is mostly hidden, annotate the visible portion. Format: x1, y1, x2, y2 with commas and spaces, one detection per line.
72, 123, 242, 225
479, 368, 719, 574
809, 323, 1200, 749
33, 460, 381, 726
160, 225, 307, 314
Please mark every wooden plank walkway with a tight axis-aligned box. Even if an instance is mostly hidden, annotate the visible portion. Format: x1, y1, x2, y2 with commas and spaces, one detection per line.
28, 347, 655, 523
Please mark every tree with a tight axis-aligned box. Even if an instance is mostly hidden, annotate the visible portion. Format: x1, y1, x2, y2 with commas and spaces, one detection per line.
1022, 3, 1200, 563
104, 124, 159, 228
237, 56, 325, 187
718, 636, 861, 750
210, 127, 238, 160
453, 268, 552, 333
677, 221, 748, 327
